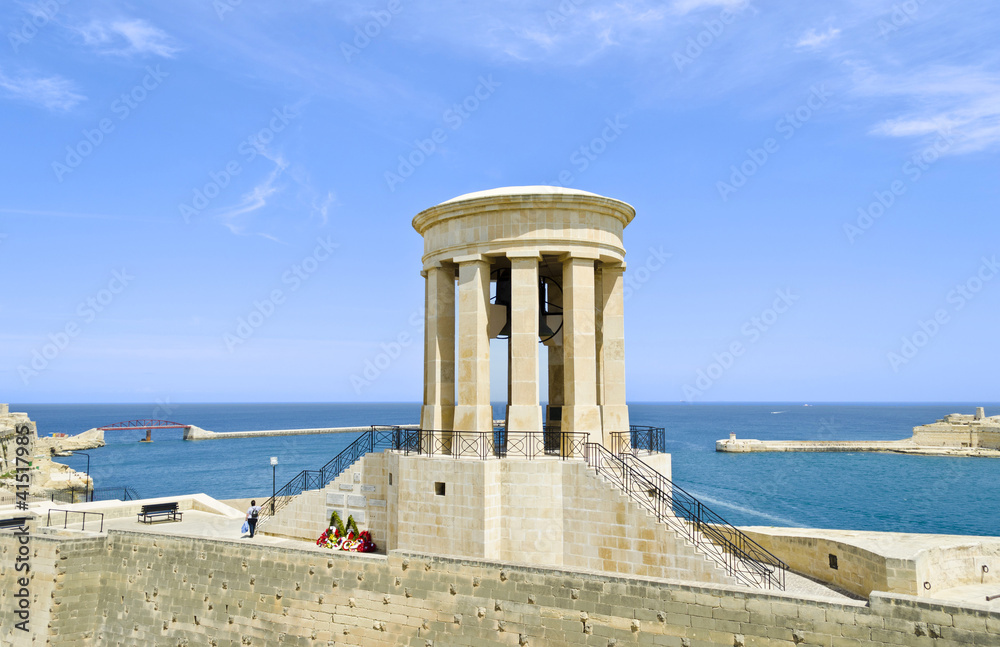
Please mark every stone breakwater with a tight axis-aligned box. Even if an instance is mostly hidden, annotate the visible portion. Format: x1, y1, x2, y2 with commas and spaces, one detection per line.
183, 424, 418, 440
717, 407, 1000, 457
716, 436, 1000, 456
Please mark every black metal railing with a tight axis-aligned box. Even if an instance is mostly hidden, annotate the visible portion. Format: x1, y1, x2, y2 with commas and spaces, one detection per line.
48, 486, 141, 504
258, 426, 401, 526
46, 509, 105, 533
395, 429, 589, 460
585, 442, 787, 590
610, 425, 666, 456
259, 426, 591, 526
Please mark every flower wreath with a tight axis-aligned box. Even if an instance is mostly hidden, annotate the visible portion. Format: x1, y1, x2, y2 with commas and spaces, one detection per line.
316, 511, 377, 553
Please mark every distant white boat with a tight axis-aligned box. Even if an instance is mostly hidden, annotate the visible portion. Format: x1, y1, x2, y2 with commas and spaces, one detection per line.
771, 411, 785, 414
803, 404, 812, 407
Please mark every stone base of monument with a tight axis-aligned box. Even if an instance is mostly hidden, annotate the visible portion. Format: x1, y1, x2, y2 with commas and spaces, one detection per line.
259, 450, 741, 585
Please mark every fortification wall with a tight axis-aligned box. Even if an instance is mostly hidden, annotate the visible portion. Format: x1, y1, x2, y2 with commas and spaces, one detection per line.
3, 529, 1000, 646
740, 529, 911, 598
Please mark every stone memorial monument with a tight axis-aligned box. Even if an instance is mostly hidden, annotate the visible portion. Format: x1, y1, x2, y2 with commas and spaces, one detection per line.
412, 186, 634, 447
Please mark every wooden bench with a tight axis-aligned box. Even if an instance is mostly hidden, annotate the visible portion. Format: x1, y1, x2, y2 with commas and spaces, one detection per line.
137, 502, 182, 524
0, 517, 28, 530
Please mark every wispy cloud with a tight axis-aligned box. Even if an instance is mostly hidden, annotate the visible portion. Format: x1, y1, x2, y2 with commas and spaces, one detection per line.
312, 192, 336, 226
861, 66, 1000, 154
0, 68, 85, 111
214, 154, 289, 240
796, 26, 840, 49
79, 19, 179, 58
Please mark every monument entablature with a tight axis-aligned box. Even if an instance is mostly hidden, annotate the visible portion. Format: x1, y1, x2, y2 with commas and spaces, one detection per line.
412, 186, 634, 271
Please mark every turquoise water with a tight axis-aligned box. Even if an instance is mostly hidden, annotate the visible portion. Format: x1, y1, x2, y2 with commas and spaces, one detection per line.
15, 402, 1000, 537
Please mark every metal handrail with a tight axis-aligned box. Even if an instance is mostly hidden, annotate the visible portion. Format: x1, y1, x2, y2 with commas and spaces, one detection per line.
585, 442, 787, 590
610, 425, 666, 456
48, 485, 141, 504
395, 429, 589, 460
258, 427, 591, 525
258, 426, 400, 526
46, 509, 104, 533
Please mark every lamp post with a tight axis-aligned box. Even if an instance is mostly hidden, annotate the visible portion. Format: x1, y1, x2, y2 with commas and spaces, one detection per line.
270, 457, 278, 515
72, 451, 91, 502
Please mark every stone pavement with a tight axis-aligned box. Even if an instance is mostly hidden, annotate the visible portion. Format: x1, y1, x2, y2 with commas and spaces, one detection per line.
103, 510, 324, 550
782, 569, 864, 601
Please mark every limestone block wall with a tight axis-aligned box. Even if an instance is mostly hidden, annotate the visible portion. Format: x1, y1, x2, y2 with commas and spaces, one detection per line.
4, 529, 1000, 647
741, 529, 906, 598
393, 452, 502, 558
498, 460, 565, 566
912, 426, 978, 447
743, 529, 1000, 599
978, 429, 1000, 450
263, 453, 390, 544
264, 451, 732, 587
0, 530, 105, 647
564, 462, 735, 584
922, 542, 1000, 591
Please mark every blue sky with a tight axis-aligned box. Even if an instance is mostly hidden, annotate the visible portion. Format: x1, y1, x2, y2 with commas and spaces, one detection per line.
1, 0, 997, 404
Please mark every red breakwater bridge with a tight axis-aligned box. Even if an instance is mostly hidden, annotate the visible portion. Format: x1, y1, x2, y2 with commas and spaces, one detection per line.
97, 419, 191, 442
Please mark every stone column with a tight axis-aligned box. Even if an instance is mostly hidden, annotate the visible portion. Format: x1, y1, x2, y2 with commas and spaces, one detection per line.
545, 281, 564, 432
600, 263, 629, 447
506, 253, 543, 432
420, 264, 455, 449
453, 256, 493, 435
562, 255, 601, 442
595, 265, 604, 418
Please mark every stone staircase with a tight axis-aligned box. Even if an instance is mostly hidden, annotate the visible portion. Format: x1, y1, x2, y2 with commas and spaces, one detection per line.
585, 443, 789, 590
261, 454, 369, 542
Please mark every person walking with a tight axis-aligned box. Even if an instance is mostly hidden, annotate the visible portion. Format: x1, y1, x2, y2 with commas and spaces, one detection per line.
246, 500, 262, 538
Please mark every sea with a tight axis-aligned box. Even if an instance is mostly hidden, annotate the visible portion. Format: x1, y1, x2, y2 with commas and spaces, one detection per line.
13, 402, 1000, 538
